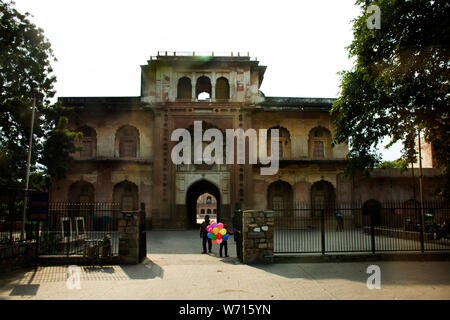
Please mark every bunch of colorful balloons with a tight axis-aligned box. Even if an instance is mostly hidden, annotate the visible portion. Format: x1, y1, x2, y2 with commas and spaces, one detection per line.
206, 221, 228, 244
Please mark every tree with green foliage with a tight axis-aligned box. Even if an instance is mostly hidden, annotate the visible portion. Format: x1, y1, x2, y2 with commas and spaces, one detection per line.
331, 0, 449, 197
0, 1, 79, 191
378, 158, 408, 169
42, 102, 81, 181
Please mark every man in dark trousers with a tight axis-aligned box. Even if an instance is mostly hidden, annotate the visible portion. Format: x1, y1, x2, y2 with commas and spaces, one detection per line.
232, 211, 242, 261
219, 219, 234, 257
335, 210, 344, 231
200, 215, 212, 254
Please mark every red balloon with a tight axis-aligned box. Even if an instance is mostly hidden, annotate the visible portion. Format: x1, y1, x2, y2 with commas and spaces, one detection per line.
216, 233, 222, 240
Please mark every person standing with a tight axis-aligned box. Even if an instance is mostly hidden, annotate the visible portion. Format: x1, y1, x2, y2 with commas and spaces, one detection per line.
219, 220, 234, 257
200, 215, 212, 254
232, 212, 242, 261
335, 210, 344, 231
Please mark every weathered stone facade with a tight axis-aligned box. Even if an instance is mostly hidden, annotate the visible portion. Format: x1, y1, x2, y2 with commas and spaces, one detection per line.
50, 52, 443, 230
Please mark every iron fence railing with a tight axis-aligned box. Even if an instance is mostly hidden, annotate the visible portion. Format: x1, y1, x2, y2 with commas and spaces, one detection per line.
0, 188, 29, 244
1, 197, 121, 255
273, 201, 450, 254
39, 202, 121, 256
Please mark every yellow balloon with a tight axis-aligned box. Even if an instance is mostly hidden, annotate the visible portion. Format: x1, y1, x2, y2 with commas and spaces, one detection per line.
220, 228, 227, 235
213, 227, 219, 234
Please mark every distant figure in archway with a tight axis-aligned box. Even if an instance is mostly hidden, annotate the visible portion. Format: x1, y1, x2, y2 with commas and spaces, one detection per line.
335, 209, 344, 231
200, 215, 212, 254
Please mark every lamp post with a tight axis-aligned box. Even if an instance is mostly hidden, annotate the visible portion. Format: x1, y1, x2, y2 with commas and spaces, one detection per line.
417, 127, 425, 252
21, 89, 37, 241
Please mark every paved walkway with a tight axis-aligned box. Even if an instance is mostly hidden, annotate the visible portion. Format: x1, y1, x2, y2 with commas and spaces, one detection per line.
0, 230, 449, 299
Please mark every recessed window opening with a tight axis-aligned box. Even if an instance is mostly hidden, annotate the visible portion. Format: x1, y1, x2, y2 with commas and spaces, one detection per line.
196, 76, 212, 100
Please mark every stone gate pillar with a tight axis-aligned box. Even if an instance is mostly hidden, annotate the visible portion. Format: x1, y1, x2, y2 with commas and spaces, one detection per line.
118, 212, 140, 264
242, 210, 274, 264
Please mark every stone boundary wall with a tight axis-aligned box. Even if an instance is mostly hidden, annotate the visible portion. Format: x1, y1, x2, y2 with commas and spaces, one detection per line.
242, 210, 274, 264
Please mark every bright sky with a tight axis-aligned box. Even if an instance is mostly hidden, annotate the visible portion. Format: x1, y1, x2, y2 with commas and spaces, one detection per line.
13, 0, 403, 160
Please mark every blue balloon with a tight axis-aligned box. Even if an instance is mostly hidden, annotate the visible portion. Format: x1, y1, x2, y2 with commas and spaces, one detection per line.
207, 233, 211, 239
222, 234, 229, 241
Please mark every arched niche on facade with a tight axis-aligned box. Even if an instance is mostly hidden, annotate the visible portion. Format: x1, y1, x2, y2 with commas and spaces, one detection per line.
68, 180, 95, 203
113, 180, 139, 211
267, 126, 291, 159
177, 76, 192, 100
308, 127, 332, 159
215, 77, 230, 100
196, 76, 212, 100
267, 180, 293, 210
310, 180, 335, 214
76, 126, 97, 159
115, 125, 140, 158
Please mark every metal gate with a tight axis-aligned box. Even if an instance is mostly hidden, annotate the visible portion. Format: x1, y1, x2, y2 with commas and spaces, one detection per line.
38, 202, 120, 257
274, 201, 450, 255
138, 203, 147, 262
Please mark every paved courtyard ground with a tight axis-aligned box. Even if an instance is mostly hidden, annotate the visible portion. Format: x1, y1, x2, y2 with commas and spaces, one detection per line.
0, 230, 449, 300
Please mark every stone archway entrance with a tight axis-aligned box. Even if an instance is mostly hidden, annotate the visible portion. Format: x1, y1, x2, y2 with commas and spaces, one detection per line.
186, 180, 221, 229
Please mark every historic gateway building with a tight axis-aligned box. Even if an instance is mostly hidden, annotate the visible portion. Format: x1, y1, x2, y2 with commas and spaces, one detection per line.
51, 52, 442, 229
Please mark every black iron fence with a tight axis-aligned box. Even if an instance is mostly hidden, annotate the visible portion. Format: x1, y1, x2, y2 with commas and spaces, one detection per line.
39, 202, 120, 257
273, 201, 450, 254
139, 203, 147, 262
0, 188, 30, 244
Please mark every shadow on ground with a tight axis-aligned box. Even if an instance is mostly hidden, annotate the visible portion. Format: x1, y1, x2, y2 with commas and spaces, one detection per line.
120, 257, 164, 280
248, 260, 450, 287
0, 258, 165, 298
8, 284, 40, 297
0, 267, 40, 298
84, 266, 116, 274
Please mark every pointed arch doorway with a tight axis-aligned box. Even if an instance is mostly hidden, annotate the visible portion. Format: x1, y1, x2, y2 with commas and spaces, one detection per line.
267, 180, 293, 210
186, 180, 221, 229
